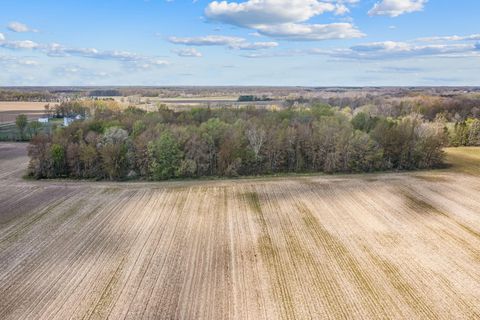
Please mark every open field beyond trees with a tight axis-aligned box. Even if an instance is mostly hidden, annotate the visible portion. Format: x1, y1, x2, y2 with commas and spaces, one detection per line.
0, 102, 54, 124
0, 102, 50, 112
0, 143, 480, 319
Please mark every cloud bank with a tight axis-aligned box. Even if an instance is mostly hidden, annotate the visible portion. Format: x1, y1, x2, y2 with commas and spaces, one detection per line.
205, 0, 364, 41
168, 35, 279, 50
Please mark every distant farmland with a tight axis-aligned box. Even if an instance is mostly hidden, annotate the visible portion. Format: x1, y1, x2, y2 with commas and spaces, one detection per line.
105, 96, 284, 111
1, 143, 480, 319
0, 102, 53, 123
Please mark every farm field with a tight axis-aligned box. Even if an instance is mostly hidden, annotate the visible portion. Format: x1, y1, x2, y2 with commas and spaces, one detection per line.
0, 101, 50, 112
1, 143, 480, 319
0, 102, 55, 124
102, 96, 283, 111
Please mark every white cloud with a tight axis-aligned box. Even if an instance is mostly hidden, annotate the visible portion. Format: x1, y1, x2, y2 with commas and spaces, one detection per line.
232, 41, 278, 49
368, 66, 423, 73
7, 21, 39, 33
0, 33, 4, 41
0, 55, 39, 68
0, 40, 39, 49
17, 59, 39, 66
241, 49, 303, 58
369, 0, 427, 17
329, 41, 477, 60
0, 38, 169, 70
334, 4, 349, 15
169, 35, 244, 46
129, 59, 170, 70
242, 35, 480, 60
172, 48, 203, 57
331, 34, 480, 59
53, 65, 111, 80
205, 0, 363, 41
42, 44, 170, 68
168, 35, 278, 50
417, 34, 480, 42
205, 0, 336, 26
255, 22, 364, 41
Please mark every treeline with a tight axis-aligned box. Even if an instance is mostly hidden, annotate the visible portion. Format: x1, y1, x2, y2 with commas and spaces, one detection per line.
88, 89, 122, 97
0, 90, 55, 102
238, 95, 273, 102
27, 104, 447, 180
48, 100, 120, 117
307, 94, 480, 121
449, 118, 480, 147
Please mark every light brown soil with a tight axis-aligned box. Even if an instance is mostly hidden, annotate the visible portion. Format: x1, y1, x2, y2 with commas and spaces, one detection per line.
0, 102, 58, 124
0, 110, 48, 124
1, 143, 480, 319
0, 102, 52, 112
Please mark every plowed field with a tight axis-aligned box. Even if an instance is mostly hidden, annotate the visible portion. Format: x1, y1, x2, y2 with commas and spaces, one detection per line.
0, 102, 54, 124
1, 143, 480, 319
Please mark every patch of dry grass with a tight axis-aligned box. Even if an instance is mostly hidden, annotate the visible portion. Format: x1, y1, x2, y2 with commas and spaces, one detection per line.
444, 147, 480, 175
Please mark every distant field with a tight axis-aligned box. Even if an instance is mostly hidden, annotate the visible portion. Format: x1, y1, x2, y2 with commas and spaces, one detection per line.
0, 102, 50, 112
1, 143, 480, 319
105, 96, 283, 111
157, 97, 239, 102
0, 102, 55, 124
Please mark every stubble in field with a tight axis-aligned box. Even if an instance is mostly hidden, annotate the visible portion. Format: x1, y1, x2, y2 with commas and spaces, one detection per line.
1, 143, 480, 319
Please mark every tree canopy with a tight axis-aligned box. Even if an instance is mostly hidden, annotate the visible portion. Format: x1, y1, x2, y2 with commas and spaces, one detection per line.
27, 103, 448, 181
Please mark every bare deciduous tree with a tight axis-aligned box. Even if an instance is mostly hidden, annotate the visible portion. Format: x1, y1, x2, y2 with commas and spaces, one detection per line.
246, 126, 266, 159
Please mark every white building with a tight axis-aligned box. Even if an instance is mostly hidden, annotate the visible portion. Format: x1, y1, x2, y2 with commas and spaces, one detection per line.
64, 117, 75, 127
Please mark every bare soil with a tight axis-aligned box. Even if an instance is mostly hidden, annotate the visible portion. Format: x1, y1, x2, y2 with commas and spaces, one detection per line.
0, 102, 51, 112
1, 143, 479, 319
0, 102, 58, 123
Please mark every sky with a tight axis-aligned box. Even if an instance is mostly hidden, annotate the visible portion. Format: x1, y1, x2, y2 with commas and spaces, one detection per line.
0, 0, 479, 86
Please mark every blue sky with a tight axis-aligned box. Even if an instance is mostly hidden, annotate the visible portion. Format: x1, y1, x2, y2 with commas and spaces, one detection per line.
0, 0, 479, 86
